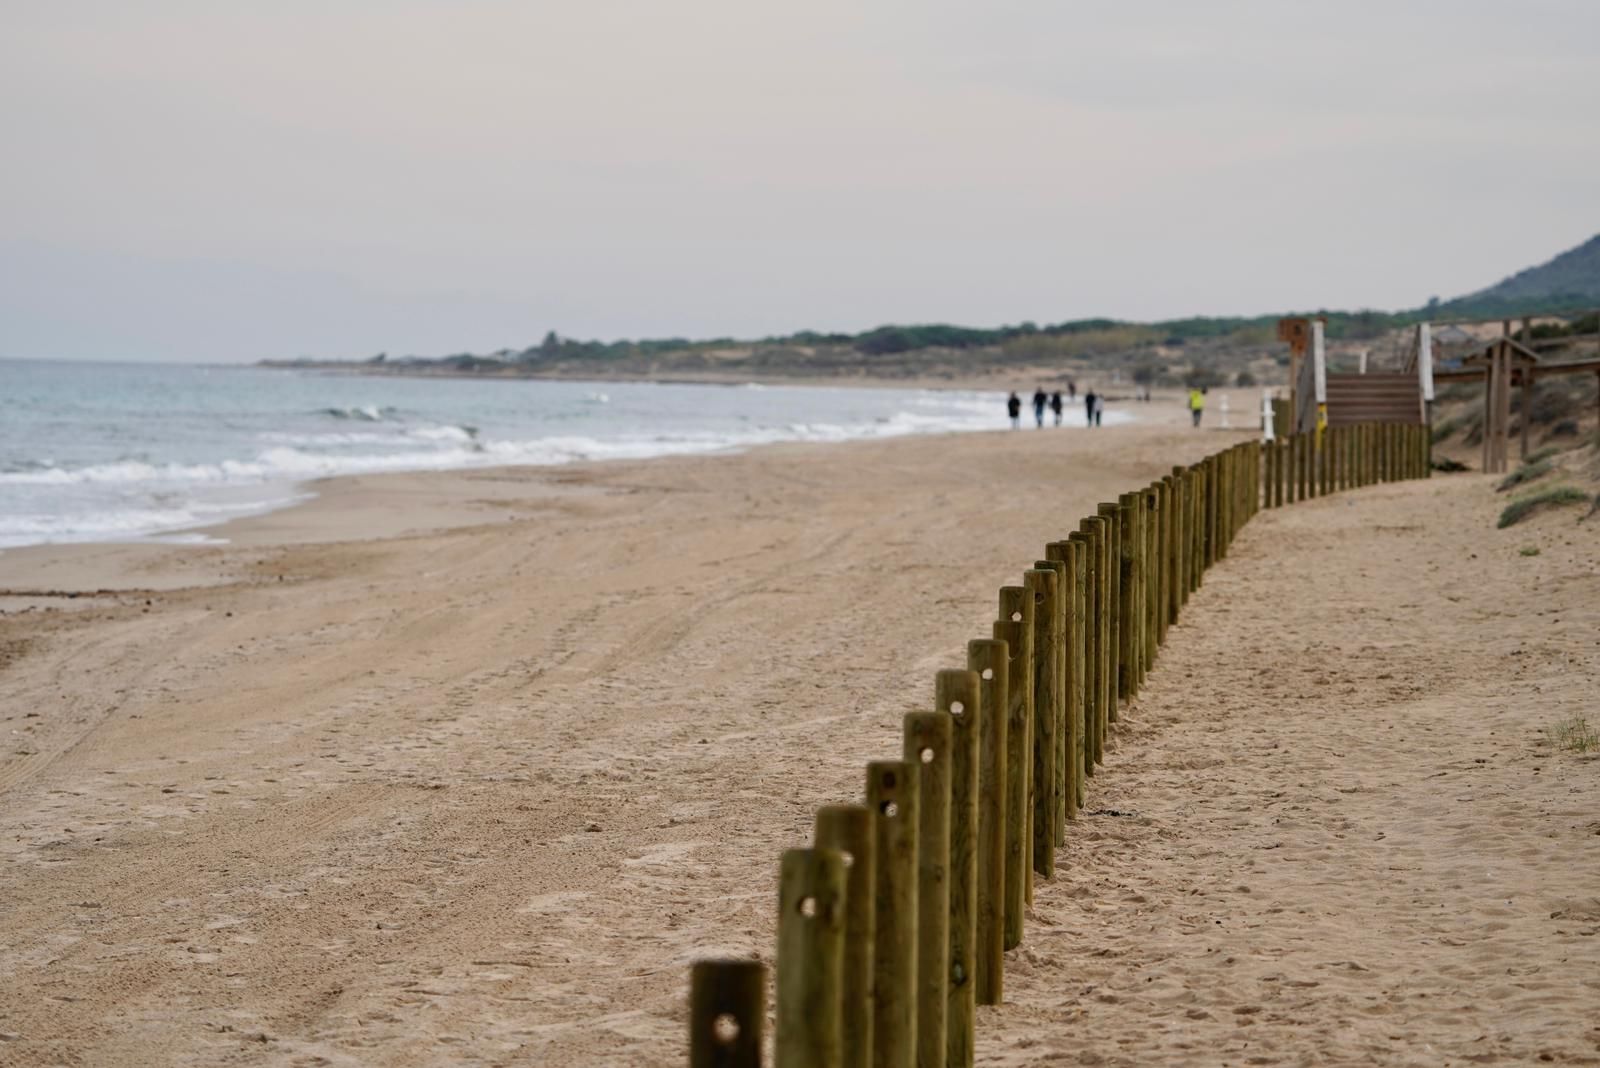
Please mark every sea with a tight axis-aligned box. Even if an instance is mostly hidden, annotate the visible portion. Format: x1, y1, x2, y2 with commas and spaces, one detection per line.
0, 360, 1124, 550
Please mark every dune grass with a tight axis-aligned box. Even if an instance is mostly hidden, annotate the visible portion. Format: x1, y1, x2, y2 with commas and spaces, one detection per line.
1496, 458, 1553, 492
1521, 445, 1561, 466
1497, 485, 1589, 528
1550, 715, 1600, 754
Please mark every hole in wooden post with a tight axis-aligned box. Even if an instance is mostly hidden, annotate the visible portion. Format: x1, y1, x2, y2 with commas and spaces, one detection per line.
949, 700, 965, 717
880, 800, 899, 818
919, 747, 934, 764
712, 1013, 740, 1045
1010, 611, 1022, 623
881, 770, 896, 789
839, 850, 854, 869
981, 667, 994, 681
799, 896, 817, 918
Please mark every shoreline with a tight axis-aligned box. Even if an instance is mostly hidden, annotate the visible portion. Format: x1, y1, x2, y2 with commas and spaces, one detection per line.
0, 381, 1223, 574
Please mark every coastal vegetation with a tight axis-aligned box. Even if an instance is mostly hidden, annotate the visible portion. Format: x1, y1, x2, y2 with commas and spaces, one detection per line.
263, 234, 1600, 386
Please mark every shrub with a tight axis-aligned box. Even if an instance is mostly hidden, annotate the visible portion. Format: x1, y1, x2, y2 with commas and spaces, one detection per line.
1522, 445, 1560, 466
1497, 486, 1589, 528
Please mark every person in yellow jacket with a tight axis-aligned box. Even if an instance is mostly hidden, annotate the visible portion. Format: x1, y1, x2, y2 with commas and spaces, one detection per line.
1188, 387, 1205, 428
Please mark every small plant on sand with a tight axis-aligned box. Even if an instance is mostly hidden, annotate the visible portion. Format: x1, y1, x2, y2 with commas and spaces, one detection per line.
1432, 457, 1469, 473
1522, 445, 1561, 466
1497, 486, 1589, 528
1550, 715, 1600, 754
1496, 459, 1553, 492
1518, 546, 1541, 557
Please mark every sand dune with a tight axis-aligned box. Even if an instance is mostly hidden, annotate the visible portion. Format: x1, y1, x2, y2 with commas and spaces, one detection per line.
0, 422, 1595, 1065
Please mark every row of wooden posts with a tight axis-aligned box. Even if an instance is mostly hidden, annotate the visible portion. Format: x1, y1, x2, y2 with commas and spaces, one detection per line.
689, 422, 1434, 1068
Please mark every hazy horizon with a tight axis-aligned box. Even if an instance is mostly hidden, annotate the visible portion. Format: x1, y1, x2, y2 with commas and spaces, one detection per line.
5, 2, 1598, 363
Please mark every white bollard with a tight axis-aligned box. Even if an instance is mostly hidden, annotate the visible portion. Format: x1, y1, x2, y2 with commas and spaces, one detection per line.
1261, 388, 1275, 442
1219, 394, 1231, 429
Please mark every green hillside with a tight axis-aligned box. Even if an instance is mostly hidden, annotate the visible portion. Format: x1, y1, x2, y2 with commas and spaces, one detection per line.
1437, 233, 1600, 317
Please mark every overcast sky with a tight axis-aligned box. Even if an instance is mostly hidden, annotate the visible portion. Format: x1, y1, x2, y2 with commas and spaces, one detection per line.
4, 1, 1597, 362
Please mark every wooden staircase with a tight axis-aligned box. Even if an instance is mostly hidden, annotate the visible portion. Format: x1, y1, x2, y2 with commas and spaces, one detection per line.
1324, 373, 1423, 426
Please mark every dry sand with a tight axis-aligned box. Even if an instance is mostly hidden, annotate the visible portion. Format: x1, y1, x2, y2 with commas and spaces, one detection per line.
0, 418, 1595, 1066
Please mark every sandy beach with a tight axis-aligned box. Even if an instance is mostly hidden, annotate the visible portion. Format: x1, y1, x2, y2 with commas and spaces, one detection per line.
1, 420, 1596, 1066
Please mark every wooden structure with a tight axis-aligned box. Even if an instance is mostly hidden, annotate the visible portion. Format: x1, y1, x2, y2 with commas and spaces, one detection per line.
1280, 316, 1424, 435
1427, 312, 1600, 473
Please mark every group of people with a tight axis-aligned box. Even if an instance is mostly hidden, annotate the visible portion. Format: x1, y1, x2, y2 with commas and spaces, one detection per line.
1007, 385, 1102, 429
1004, 384, 1211, 429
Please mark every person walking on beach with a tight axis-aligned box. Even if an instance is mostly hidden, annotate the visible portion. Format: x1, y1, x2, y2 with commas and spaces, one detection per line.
1007, 391, 1021, 429
1189, 387, 1205, 428
1032, 387, 1047, 428
1050, 390, 1063, 426
1093, 392, 1104, 427
1084, 388, 1098, 427
1067, 380, 1077, 402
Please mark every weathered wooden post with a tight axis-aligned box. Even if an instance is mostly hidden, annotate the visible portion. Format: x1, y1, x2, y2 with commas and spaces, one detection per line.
815, 805, 876, 1068
1024, 566, 1058, 878
1034, 556, 1067, 847
1286, 435, 1297, 504
1152, 482, 1164, 668
1096, 503, 1121, 727
966, 640, 1007, 1006
1044, 543, 1076, 829
937, 668, 981, 1068
866, 760, 917, 1068
776, 847, 847, 1068
1164, 474, 1181, 624
691, 959, 766, 1068
1077, 516, 1105, 775
1278, 438, 1288, 507
1156, 479, 1172, 645
1269, 440, 1279, 506
1114, 495, 1136, 709
902, 711, 949, 1068
1171, 467, 1190, 603
1064, 534, 1089, 810
994, 588, 1031, 940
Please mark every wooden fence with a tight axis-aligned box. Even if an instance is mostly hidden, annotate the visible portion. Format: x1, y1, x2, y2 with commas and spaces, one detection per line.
688, 422, 1432, 1068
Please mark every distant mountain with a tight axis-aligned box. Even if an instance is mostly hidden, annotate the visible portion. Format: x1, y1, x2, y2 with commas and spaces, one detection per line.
1437, 233, 1600, 316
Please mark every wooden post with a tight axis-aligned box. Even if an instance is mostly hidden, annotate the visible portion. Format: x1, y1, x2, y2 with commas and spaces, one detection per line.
815, 805, 876, 1068
1044, 542, 1078, 826
1114, 495, 1135, 710
1064, 534, 1089, 810
994, 587, 1032, 936
1265, 440, 1276, 508
1201, 458, 1216, 567
866, 759, 918, 1068
1078, 516, 1106, 774
1171, 470, 1184, 620
1096, 503, 1121, 727
1025, 566, 1058, 879
776, 847, 847, 1068
902, 711, 949, 1068
966, 641, 1007, 1006
1144, 484, 1160, 670
1156, 479, 1172, 645
691, 959, 765, 1068
1036, 553, 1068, 845
937, 668, 980, 1068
